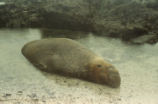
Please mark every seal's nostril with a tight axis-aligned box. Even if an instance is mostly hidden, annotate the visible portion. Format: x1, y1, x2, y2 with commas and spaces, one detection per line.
107, 66, 119, 75
107, 66, 115, 70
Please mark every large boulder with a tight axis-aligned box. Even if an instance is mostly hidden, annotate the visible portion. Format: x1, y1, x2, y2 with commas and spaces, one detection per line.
0, 0, 158, 44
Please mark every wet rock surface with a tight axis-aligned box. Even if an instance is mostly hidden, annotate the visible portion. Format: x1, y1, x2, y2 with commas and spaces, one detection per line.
0, 0, 158, 44
0, 0, 94, 31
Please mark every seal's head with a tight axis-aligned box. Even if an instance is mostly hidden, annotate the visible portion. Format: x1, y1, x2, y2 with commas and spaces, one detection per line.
87, 57, 121, 88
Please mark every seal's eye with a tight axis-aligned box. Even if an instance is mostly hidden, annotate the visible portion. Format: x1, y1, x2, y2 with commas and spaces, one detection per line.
97, 64, 102, 68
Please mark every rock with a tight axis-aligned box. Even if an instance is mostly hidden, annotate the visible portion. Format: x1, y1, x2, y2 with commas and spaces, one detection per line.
0, 0, 158, 44
131, 34, 157, 44
0, 0, 94, 31
2, 94, 12, 97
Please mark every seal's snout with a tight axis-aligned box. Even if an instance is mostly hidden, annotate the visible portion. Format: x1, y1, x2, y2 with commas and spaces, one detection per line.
88, 58, 121, 88
106, 66, 121, 88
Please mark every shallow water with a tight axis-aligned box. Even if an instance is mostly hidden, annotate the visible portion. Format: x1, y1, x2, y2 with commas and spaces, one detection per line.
0, 29, 157, 104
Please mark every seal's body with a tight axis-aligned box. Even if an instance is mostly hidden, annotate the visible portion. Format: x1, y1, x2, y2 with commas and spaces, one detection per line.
22, 38, 121, 88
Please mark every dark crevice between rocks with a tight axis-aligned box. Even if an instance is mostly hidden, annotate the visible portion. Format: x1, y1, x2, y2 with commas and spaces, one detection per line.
41, 28, 90, 39
120, 27, 148, 41
40, 12, 94, 32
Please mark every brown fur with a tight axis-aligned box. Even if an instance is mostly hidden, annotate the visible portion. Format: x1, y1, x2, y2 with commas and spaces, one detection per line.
22, 38, 121, 88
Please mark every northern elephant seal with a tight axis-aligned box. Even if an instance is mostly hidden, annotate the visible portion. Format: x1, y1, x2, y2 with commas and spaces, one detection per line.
22, 38, 121, 88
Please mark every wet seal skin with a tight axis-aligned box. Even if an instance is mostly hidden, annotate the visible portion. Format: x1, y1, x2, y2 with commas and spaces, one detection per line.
22, 38, 121, 88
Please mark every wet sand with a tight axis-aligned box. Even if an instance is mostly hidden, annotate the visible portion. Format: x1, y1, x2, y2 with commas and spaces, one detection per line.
0, 29, 157, 104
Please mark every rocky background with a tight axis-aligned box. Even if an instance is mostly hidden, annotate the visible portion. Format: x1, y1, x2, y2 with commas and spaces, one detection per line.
0, 0, 158, 44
